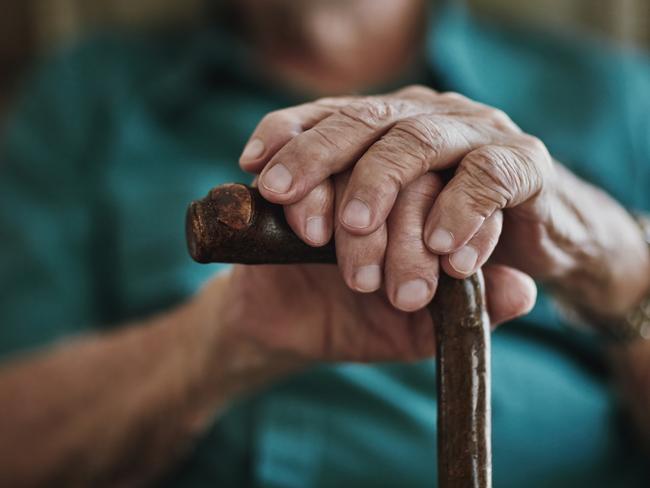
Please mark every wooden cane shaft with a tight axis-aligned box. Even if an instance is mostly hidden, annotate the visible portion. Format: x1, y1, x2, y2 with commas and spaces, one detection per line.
186, 183, 491, 487
431, 273, 491, 488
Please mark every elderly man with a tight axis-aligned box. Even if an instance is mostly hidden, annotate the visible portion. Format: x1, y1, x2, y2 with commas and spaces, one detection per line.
1, 0, 649, 486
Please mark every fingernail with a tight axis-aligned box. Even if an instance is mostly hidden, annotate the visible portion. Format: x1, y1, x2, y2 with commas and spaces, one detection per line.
450, 245, 478, 274
396, 279, 430, 311
354, 265, 381, 292
428, 228, 454, 253
240, 138, 265, 163
262, 164, 292, 193
342, 198, 371, 229
305, 216, 327, 244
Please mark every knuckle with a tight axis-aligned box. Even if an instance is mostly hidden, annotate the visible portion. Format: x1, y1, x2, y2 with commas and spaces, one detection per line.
512, 135, 553, 186
260, 109, 292, 128
313, 96, 345, 108
391, 117, 446, 161
397, 84, 437, 99
486, 108, 517, 131
344, 223, 387, 261
489, 108, 508, 121
404, 185, 436, 201
311, 126, 348, 151
392, 197, 430, 228
275, 138, 304, 162
391, 226, 425, 248
340, 97, 395, 129
523, 135, 550, 160
403, 173, 441, 201
439, 91, 468, 103
458, 183, 508, 217
367, 126, 439, 192
307, 181, 333, 208
460, 148, 516, 210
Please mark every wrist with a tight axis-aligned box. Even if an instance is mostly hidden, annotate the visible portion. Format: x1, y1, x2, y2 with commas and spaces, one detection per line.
563, 217, 650, 320
189, 272, 307, 408
544, 169, 650, 320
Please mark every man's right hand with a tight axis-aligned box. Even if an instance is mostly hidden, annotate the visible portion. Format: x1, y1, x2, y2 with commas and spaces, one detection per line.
205, 262, 536, 367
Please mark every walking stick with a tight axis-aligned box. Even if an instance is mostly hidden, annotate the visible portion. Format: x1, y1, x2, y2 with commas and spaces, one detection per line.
186, 183, 491, 487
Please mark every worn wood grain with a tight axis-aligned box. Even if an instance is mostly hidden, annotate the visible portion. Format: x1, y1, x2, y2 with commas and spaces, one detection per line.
431, 273, 491, 488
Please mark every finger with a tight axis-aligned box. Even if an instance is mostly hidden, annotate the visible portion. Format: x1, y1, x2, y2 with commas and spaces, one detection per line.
482, 264, 537, 327
284, 179, 335, 247
336, 225, 388, 293
333, 173, 386, 293
385, 173, 443, 312
337, 116, 490, 235
440, 211, 503, 279
239, 101, 344, 173
258, 97, 420, 204
424, 139, 551, 254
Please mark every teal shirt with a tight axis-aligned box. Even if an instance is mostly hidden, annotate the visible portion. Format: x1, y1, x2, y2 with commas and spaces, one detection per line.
1, 5, 649, 487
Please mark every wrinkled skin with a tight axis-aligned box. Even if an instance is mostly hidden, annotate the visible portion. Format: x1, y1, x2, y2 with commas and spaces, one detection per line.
214, 263, 534, 363
239, 86, 551, 313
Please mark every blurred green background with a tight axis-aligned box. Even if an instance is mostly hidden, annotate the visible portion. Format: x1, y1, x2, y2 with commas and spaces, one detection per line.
1, 0, 649, 112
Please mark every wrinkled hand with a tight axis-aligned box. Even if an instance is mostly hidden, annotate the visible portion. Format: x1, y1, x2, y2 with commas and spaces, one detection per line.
214, 263, 534, 363
239, 85, 554, 311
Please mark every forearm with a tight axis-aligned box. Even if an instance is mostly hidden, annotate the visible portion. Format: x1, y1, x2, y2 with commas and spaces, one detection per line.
0, 298, 214, 486
0, 273, 298, 486
538, 164, 650, 447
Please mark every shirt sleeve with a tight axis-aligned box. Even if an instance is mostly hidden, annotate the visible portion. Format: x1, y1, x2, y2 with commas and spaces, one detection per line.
0, 44, 103, 357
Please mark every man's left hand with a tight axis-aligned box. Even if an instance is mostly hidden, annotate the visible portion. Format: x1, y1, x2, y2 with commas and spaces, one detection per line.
239, 85, 650, 318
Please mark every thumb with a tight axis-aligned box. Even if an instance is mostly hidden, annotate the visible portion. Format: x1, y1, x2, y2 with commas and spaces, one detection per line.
482, 264, 537, 327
